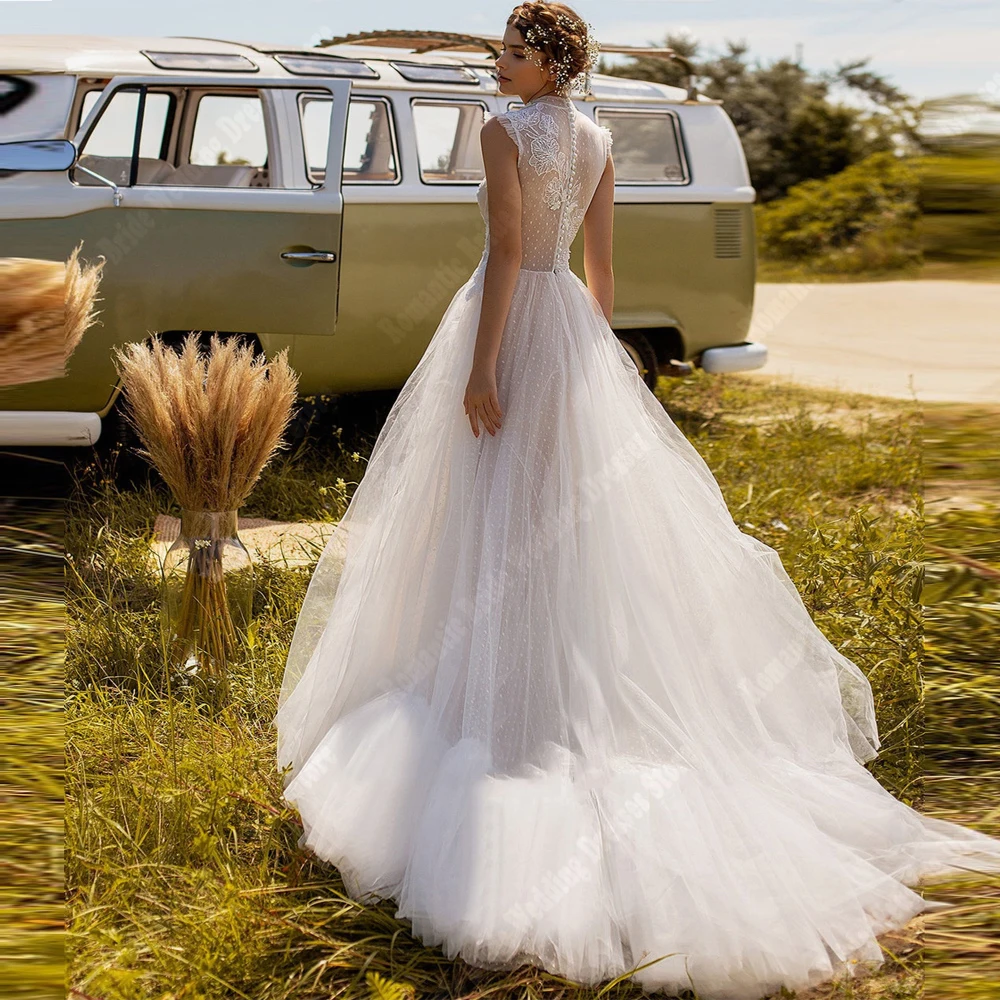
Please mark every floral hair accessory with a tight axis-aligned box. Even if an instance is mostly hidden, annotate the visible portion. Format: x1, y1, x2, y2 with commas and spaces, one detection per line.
519, 11, 601, 96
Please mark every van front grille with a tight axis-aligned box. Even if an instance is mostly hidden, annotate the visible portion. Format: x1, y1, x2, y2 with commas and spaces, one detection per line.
713, 208, 743, 259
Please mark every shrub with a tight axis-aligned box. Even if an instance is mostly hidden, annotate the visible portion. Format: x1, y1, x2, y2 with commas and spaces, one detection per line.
756, 151, 922, 273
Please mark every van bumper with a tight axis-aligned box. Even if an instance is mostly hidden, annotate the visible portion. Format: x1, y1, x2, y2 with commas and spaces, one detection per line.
0, 411, 102, 446
697, 341, 768, 374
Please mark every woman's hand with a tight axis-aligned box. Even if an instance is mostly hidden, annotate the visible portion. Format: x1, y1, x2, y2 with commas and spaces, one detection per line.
463, 365, 503, 437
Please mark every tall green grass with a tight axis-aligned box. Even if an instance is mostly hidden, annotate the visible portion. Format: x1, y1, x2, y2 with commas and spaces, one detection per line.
917, 148, 1000, 281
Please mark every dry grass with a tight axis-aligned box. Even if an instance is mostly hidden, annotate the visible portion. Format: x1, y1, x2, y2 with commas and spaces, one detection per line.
109, 333, 301, 705
111, 332, 299, 512
0, 243, 105, 386
917, 401, 1000, 999
0, 494, 66, 998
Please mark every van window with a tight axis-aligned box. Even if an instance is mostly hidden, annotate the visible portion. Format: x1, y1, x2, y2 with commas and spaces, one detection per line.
411, 100, 486, 183
72, 87, 174, 187
1, 74, 77, 141
78, 89, 103, 128
189, 94, 268, 168
73, 86, 272, 188
594, 109, 688, 184
170, 90, 270, 187
300, 95, 398, 185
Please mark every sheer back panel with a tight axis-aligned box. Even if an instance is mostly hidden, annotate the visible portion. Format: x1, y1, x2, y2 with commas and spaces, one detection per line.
478, 95, 613, 272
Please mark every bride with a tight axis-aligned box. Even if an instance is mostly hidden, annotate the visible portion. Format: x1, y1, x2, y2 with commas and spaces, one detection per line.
274, 4, 1000, 998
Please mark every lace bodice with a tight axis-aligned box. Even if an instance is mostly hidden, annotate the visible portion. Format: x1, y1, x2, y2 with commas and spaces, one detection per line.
478, 94, 613, 272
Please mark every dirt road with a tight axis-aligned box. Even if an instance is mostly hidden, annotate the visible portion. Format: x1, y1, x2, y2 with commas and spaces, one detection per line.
739, 280, 1000, 403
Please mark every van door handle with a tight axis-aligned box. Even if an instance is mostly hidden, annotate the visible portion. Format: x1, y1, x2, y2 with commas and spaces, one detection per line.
280, 250, 337, 264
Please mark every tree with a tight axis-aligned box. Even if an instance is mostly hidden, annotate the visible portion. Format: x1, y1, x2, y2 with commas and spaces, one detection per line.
599, 36, 914, 201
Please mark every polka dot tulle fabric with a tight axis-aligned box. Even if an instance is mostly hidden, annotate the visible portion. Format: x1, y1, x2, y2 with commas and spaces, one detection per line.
479, 94, 612, 272
275, 95, 1000, 1000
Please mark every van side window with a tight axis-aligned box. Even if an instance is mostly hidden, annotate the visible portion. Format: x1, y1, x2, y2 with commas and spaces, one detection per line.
73, 87, 271, 188
411, 100, 486, 184
594, 109, 688, 184
178, 92, 269, 186
72, 88, 174, 187
189, 94, 267, 169
300, 95, 398, 185
78, 89, 103, 129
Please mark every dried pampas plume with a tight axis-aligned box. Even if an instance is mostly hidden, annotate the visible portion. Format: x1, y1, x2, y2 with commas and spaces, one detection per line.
0, 242, 105, 387
111, 332, 300, 511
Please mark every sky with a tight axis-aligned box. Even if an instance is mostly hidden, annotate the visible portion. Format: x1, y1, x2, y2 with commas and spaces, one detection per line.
1, 0, 998, 103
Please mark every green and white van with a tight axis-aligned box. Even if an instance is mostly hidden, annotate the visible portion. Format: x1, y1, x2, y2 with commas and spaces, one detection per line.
0, 32, 765, 446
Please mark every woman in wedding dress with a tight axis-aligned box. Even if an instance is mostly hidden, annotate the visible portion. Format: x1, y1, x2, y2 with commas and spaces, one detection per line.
274, 4, 1000, 998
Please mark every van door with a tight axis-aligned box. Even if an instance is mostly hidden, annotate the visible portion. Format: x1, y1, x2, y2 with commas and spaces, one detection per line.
310, 93, 492, 391
67, 74, 350, 344
0, 73, 349, 415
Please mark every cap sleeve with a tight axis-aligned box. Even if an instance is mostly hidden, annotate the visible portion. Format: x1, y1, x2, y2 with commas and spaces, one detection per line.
483, 109, 524, 162
600, 125, 614, 161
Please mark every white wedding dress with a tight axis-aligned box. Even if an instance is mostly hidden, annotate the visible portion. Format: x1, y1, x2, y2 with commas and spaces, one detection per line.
274, 93, 1000, 1000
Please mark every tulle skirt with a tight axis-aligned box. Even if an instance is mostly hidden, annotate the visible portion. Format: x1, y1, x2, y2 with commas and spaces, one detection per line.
274, 259, 1000, 1000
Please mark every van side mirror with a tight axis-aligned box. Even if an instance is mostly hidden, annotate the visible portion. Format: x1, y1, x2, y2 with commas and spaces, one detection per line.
0, 139, 77, 172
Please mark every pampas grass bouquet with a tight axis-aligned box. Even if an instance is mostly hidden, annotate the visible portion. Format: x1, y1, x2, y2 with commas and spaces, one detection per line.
112, 332, 298, 706
0, 242, 105, 387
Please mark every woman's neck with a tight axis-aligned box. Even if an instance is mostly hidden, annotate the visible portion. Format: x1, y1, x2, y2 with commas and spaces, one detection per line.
525, 91, 570, 105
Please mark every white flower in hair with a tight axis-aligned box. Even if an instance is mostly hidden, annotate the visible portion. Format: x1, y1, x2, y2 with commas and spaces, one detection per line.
520, 11, 601, 96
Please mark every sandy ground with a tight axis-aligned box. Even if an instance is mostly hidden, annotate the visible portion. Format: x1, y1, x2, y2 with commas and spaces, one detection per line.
149, 514, 345, 574
739, 280, 1000, 404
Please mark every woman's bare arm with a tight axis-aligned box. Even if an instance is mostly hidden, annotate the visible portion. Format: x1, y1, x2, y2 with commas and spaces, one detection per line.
583, 153, 615, 325
464, 117, 521, 438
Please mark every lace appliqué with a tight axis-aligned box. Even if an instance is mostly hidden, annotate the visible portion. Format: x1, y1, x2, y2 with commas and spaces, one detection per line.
489, 106, 568, 212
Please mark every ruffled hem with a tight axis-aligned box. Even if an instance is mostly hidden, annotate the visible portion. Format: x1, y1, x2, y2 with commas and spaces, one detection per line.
282, 687, 1000, 1000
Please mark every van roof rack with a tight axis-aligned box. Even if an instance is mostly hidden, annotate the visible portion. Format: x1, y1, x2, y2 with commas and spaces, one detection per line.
315, 29, 698, 98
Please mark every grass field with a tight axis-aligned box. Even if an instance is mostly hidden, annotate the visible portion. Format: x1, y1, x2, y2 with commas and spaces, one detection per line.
6, 370, 997, 999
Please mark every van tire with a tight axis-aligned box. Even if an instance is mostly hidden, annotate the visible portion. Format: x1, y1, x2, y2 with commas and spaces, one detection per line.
615, 330, 659, 390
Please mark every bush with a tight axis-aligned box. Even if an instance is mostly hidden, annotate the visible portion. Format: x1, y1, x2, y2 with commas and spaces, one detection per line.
756, 151, 922, 274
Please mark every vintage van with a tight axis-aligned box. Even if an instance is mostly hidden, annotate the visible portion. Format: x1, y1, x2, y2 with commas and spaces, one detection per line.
0, 31, 765, 446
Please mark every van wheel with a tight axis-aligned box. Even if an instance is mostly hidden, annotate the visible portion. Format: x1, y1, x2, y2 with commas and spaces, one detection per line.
615, 330, 659, 390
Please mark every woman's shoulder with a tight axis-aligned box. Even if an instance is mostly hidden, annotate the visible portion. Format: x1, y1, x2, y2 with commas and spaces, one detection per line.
484, 103, 565, 145
481, 110, 520, 151
484, 104, 611, 153
481, 104, 543, 157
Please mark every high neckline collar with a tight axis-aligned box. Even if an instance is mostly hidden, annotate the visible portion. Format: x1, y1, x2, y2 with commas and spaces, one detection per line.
524, 92, 572, 107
